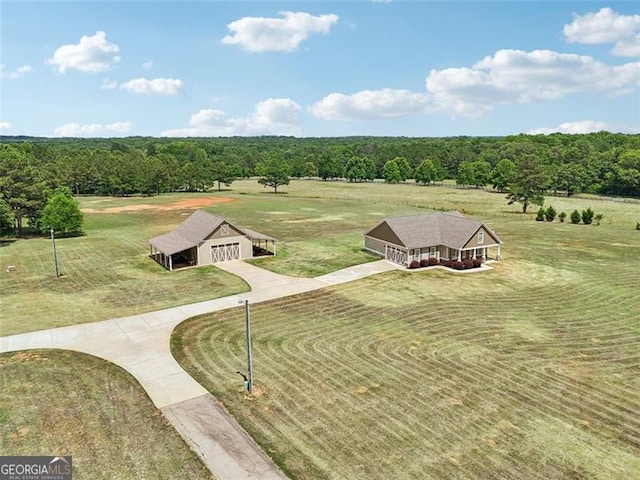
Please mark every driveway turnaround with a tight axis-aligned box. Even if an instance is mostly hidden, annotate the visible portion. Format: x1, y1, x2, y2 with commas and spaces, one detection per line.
1, 259, 399, 480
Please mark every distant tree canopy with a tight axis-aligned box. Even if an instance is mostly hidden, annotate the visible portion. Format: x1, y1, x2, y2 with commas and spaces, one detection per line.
0, 132, 638, 231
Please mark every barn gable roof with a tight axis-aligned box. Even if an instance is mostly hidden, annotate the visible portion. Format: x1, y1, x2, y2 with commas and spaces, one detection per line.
366, 212, 502, 250
149, 209, 276, 256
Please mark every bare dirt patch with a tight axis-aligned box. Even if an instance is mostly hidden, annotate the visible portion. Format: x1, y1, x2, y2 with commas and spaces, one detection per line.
82, 196, 235, 214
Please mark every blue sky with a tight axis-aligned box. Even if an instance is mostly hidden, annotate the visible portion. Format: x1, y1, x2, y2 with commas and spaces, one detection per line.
1, 1, 639, 137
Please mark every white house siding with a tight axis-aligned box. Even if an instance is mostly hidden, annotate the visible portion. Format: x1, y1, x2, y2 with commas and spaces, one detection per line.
197, 236, 253, 265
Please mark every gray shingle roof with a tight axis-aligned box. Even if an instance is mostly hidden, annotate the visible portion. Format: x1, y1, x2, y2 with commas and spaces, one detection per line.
367, 212, 502, 249
149, 210, 277, 255
149, 210, 226, 255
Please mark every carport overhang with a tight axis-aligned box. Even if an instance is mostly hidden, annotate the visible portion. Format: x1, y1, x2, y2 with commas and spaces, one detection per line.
242, 228, 278, 257
149, 232, 198, 271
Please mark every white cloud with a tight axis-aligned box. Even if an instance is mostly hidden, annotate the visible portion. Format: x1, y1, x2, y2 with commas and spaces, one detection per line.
610, 34, 640, 57
142, 59, 153, 69
101, 79, 118, 90
119, 77, 184, 95
162, 98, 301, 137
221, 11, 339, 52
53, 121, 132, 137
529, 120, 640, 135
0, 122, 12, 131
310, 48, 639, 121
425, 49, 640, 116
47, 31, 120, 73
309, 89, 430, 121
1, 65, 34, 79
564, 8, 640, 57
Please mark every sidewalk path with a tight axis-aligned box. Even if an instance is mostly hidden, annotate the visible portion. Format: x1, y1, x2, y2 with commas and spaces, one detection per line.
1, 259, 399, 480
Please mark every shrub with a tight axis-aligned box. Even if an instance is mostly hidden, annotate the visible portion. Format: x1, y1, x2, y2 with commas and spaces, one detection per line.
558, 211, 566, 223
409, 260, 420, 269
427, 257, 439, 266
535, 207, 545, 222
544, 205, 556, 222
452, 261, 464, 270
570, 210, 581, 224
472, 258, 482, 268
420, 259, 429, 268
441, 260, 452, 268
594, 213, 604, 226
582, 207, 594, 225
637, 222, 640, 231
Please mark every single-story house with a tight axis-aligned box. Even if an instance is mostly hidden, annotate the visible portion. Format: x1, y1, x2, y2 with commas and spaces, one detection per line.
149, 209, 277, 270
364, 212, 502, 266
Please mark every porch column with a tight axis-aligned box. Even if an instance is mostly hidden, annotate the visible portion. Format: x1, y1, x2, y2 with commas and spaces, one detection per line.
496, 245, 501, 260
169, 255, 173, 271
483, 247, 487, 260
457, 250, 461, 261
473, 248, 477, 259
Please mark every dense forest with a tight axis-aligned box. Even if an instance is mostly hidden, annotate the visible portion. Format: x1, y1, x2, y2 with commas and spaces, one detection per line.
1, 132, 639, 233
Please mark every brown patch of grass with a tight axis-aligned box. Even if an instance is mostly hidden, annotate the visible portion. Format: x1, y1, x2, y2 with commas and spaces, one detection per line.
81, 196, 235, 214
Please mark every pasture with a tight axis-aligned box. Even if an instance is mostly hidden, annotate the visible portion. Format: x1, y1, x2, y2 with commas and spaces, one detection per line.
0, 349, 213, 479
172, 180, 640, 479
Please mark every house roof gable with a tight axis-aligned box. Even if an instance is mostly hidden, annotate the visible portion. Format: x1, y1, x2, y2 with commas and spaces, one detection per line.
367, 212, 502, 250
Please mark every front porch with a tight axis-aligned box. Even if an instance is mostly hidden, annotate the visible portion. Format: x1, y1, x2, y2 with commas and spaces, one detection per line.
410, 244, 502, 264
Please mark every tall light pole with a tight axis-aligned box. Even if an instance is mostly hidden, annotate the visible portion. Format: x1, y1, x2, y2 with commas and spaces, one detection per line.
239, 299, 253, 394
50, 228, 60, 278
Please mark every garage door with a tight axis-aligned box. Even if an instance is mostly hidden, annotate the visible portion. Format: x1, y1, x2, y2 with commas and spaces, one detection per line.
385, 245, 407, 265
211, 243, 240, 263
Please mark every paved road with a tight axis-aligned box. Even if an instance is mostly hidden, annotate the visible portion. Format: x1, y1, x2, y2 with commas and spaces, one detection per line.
1, 259, 399, 480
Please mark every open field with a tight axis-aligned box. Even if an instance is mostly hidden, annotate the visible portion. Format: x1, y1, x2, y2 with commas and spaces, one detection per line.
1, 194, 250, 335
1, 188, 428, 335
0, 349, 214, 480
173, 180, 640, 479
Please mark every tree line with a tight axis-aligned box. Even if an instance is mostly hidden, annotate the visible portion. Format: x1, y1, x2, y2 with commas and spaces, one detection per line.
1, 132, 638, 234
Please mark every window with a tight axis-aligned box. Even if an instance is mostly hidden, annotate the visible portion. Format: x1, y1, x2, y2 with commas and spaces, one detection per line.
221, 224, 230, 236
478, 231, 484, 244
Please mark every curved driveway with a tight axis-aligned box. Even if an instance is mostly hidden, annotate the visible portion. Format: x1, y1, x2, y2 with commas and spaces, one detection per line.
1, 260, 399, 480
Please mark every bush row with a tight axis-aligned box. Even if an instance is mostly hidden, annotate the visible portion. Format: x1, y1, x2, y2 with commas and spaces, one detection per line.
408, 257, 483, 270
535, 206, 604, 225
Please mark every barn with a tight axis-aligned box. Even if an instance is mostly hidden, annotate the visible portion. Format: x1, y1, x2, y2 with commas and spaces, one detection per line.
364, 212, 502, 266
148, 209, 276, 270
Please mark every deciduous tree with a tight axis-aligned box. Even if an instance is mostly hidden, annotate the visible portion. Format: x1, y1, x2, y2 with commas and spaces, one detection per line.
40, 186, 83, 236
506, 154, 549, 213
257, 157, 291, 193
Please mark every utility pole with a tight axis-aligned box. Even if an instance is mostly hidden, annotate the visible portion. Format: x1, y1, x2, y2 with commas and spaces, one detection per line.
240, 299, 253, 394
50, 228, 60, 278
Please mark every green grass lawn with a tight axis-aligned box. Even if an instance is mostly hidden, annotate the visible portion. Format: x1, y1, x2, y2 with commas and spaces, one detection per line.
1, 195, 250, 336
172, 180, 640, 480
0, 349, 214, 480
0, 188, 425, 336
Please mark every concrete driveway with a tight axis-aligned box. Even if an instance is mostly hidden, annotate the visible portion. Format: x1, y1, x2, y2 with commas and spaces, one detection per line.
0, 259, 399, 480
